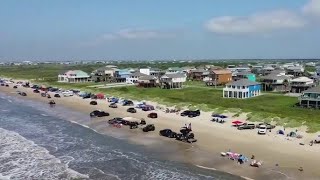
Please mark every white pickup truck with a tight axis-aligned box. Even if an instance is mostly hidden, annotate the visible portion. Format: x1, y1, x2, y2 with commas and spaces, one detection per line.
62, 90, 74, 97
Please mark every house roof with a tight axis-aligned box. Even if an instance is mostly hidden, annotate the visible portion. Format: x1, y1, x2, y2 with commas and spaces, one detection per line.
260, 74, 290, 80
130, 72, 147, 77
211, 69, 232, 75
190, 69, 208, 73
168, 67, 183, 71
236, 71, 254, 76
226, 79, 260, 86
291, 76, 313, 83
269, 69, 285, 75
139, 75, 157, 81
61, 70, 90, 78
303, 86, 320, 93
161, 73, 186, 79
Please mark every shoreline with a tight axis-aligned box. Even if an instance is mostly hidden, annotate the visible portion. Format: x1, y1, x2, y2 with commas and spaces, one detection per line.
1, 84, 320, 180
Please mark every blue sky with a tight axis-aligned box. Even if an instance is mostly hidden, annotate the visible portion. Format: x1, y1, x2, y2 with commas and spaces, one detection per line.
0, 0, 319, 61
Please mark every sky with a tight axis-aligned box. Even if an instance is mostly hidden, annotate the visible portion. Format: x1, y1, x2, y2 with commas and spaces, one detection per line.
0, 0, 320, 61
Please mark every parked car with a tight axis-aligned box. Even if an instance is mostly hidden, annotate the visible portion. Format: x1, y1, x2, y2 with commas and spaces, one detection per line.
180, 110, 200, 117
62, 90, 74, 97
159, 129, 177, 138
123, 100, 134, 106
258, 125, 267, 135
142, 105, 154, 111
33, 89, 40, 93
21, 92, 27, 96
40, 93, 47, 97
109, 103, 118, 108
127, 108, 137, 113
90, 110, 109, 117
90, 101, 97, 105
13, 85, 18, 89
108, 117, 125, 125
237, 123, 256, 130
54, 94, 61, 98
147, 112, 158, 118
0, 83, 4, 86
256, 123, 275, 129
142, 124, 155, 132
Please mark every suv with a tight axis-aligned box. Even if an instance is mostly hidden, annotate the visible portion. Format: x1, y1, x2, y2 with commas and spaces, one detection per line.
62, 90, 73, 97
256, 123, 275, 130
180, 110, 200, 117
258, 125, 267, 135
127, 108, 137, 113
237, 123, 256, 130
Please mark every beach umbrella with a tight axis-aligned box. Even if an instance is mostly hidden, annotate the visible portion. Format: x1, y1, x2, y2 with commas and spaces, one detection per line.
232, 120, 243, 125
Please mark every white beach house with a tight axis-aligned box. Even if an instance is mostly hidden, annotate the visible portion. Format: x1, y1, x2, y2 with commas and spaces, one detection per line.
223, 79, 261, 99
58, 70, 90, 83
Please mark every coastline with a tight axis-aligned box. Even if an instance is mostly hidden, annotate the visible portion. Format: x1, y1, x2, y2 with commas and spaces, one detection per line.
1, 84, 320, 180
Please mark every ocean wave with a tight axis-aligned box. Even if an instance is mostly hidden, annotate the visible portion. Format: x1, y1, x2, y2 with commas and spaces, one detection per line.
0, 127, 89, 180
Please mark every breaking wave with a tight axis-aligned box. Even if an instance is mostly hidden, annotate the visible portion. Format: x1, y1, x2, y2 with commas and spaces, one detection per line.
0, 128, 89, 180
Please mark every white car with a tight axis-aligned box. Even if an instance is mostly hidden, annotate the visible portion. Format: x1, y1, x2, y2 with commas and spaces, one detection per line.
62, 90, 74, 97
258, 125, 267, 135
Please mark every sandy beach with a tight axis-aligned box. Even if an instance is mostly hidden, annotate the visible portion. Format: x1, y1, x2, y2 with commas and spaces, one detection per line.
1, 83, 320, 180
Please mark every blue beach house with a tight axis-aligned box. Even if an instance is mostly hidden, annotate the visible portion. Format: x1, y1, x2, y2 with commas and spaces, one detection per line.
223, 79, 261, 99
234, 71, 256, 82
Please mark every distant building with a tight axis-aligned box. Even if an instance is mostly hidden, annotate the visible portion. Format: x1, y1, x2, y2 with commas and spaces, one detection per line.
208, 69, 232, 85
299, 86, 320, 108
137, 75, 159, 88
126, 72, 147, 84
160, 73, 186, 89
166, 67, 184, 74
223, 79, 261, 99
286, 66, 304, 77
91, 66, 117, 82
189, 69, 210, 81
234, 71, 256, 82
58, 70, 90, 83
260, 73, 291, 92
290, 77, 314, 93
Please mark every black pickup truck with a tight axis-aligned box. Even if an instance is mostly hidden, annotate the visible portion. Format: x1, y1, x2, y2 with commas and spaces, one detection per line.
237, 123, 256, 130
180, 110, 200, 117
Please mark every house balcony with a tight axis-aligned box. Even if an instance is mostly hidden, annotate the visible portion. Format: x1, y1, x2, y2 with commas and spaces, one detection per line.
223, 87, 249, 92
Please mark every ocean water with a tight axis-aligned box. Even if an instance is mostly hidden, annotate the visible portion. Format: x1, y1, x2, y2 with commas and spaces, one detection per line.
0, 93, 243, 180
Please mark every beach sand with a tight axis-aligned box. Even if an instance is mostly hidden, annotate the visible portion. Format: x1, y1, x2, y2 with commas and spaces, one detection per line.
1, 84, 320, 180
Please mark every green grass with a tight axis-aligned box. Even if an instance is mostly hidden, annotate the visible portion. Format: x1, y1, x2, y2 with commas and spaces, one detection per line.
1, 64, 320, 132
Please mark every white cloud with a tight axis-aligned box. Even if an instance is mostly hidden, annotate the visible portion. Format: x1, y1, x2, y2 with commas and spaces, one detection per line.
205, 10, 306, 34
102, 28, 172, 40
302, 0, 320, 17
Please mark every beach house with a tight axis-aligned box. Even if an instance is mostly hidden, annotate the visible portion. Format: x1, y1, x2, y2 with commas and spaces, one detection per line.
91, 66, 117, 82
233, 71, 256, 82
160, 73, 186, 89
126, 72, 147, 84
189, 69, 210, 81
260, 72, 291, 92
137, 75, 159, 88
166, 67, 184, 74
299, 86, 320, 108
114, 69, 134, 83
290, 76, 314, 93
286, 66, 304, 77
208, 69, 232, 86
58, 70, 90, 83
223, 79, 261, 99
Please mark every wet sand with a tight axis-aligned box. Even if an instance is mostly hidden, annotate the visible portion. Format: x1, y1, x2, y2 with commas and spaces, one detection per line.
1, 84, 320, 180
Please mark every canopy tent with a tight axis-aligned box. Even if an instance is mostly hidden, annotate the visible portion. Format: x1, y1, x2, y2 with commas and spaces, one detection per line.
96, 93, 105, 99
277, 130, 285, 135
232, 120, 243, 125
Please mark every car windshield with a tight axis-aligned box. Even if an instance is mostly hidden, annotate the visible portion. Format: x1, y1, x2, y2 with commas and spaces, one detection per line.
260, 127, 266, 129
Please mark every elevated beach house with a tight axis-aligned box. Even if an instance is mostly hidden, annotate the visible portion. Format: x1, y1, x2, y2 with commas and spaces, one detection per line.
207, 69, 232, 86
286, 66, 304, 77
223, 79, 261, 99
290, 76, 314, 93
233, 71, 256, 82
189, 69, 210, 81
160, 73, 186, 89
126, 71, 147, 84
58, 70, 90, 83
137, 75, 159, 88
299, 86, 320, 108
91, 66, 117, 82
260, 72, 291, 92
